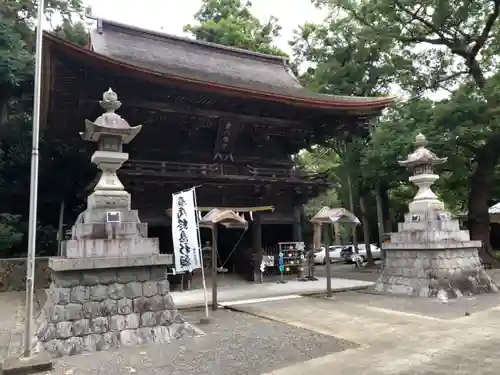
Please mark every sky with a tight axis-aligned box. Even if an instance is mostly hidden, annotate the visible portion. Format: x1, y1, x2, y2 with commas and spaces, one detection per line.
84, 0, 328, 55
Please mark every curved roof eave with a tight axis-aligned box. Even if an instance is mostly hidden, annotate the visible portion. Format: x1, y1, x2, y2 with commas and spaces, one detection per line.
43, 32, 397, 111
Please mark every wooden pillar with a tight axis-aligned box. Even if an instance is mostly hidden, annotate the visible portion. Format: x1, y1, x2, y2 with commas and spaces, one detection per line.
252, 213, 262, 281
211, 224, 218, 311
324, 225, 332, 297
334, 222, 341, 245
292, 206, 302, 242
313, 223, 322, 249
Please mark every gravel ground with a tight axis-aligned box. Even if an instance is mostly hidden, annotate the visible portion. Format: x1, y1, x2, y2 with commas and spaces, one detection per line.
51, 308, 357, 375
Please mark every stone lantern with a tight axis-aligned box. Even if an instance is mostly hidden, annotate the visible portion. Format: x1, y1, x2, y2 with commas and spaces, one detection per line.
399, 133, 447, 214
81, 88, 141, 214
64, 89, 157, 256
374, 133, 498, 300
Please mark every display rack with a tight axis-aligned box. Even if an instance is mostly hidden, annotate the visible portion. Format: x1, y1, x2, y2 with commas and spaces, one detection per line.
277, 242, 305, 274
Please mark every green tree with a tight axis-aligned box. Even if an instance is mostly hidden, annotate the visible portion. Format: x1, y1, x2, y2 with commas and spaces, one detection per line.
0, 0, 85, 123
184, 0, 285, 55
290, 13, 412, 262
313, 0, 500, 261
0, 0, 88, 255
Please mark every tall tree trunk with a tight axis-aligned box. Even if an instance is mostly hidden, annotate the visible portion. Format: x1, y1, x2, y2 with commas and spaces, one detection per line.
0, 88, 10, 126
380, 185, 392, 232
467, 139, 500, 265
360, 195, 374, 267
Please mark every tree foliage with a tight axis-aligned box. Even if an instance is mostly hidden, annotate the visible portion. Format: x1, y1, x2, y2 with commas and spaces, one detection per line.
184, 0, 285, 55
294, 0, 500, 262
0, 0, 88, 256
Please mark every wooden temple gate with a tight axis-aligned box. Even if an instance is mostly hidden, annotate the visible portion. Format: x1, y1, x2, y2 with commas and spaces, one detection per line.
40, 18, 393, 282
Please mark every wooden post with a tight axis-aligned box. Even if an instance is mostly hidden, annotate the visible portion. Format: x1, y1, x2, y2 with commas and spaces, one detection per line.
252, 212, 262, 282
292, 206, 302, 242
57, 200, 65, 256
313, 223, 321, 249
334, 222, 341, 245
211, 223, 218, 311
324, 224, 332, 297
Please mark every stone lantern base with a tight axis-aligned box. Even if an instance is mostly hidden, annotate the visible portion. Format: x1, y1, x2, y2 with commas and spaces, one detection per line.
374, 211, 498, 300
33, 256, 195, 358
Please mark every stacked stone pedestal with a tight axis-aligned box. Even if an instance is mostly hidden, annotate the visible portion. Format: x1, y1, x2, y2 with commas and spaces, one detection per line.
374, 133, 498, 299
374, 212, 498, 298
35, 257, 192, 357
31, 89, 195, 358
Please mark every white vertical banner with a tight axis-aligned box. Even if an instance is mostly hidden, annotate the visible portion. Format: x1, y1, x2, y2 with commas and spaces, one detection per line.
172, 188, 201, 272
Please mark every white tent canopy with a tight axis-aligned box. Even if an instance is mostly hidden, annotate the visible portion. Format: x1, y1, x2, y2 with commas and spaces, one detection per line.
199, 208, 248, 229
310, 206, 360, 226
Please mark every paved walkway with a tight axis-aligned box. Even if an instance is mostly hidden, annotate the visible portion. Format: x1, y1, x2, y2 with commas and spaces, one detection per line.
170, 277, 374, 308
4, 273, 500, 374
0, 292, 26, 361
228, 292, 500, 375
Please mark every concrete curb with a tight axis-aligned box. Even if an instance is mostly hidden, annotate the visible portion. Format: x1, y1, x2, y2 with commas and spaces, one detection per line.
1, 352, 53, 375
177, 284, 372, 310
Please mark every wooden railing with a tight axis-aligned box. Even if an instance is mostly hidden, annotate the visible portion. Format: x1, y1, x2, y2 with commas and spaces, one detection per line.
121, 159, 318, 181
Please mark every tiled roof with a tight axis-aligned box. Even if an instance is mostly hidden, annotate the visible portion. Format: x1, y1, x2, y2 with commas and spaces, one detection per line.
86, 19, 394, 110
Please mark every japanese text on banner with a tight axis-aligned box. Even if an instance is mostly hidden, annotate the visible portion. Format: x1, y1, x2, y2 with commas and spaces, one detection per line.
171, 189, 201, 272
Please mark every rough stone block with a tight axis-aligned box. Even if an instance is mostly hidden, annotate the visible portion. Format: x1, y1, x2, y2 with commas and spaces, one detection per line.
83, 301, 100, 318
52, 288, 71, 305
117, 298, 133, 314
163, 294, 176, 310
141, 311, 156, 327
99, 270, 118, 285
91, 317, 109, 334
120, 329, 138, 346
82, 272, 100, 286
65, 303, 84, 321
72, 318, 90, 336
100, 332, 119, 351
60, 337, 84, 356
143, 281, 158, 297
52, 272, 79, 288
49, 305, 66, 323
117, 268, 150, 283
110, 315, 126, 331
37, 322, 56, 342
124, 282, 143, 299
90, 285, 108, 302
155, 310, 172, 325
150, 267, 167, 281
133, 296, 148, 312
116, 269, 136, 284
147, 295, 166, 312
108, 283, 126, 299
70, 286, 89, 304
99, 299, 118, 315
125, 313, 140, 329
157, 279, 170, 295
55, 321, 73, 339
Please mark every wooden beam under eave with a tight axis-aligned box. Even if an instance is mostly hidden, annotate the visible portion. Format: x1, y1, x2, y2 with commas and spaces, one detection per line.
83, 99, 306, 128
165, 206, 274, 217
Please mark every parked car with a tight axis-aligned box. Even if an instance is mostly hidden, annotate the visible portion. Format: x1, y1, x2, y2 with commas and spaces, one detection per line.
340, 244, 381, 263
314, 246, 344, 264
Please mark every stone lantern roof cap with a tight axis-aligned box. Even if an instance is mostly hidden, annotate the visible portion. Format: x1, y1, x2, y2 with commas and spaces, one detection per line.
398, 133, 447, 168
80, 88, 142, 144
